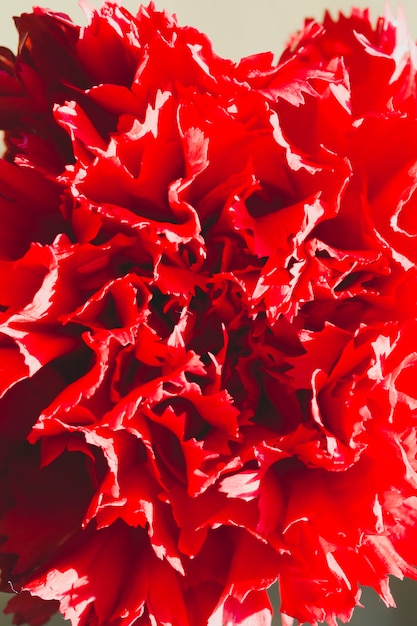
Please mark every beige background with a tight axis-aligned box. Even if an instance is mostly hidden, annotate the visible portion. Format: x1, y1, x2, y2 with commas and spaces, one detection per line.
1, 0, 417, 58
0, 0, 417, 624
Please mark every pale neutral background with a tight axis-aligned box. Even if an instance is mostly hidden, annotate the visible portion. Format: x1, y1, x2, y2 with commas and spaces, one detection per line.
0, 1, 417, 625
1, 0, 417, 58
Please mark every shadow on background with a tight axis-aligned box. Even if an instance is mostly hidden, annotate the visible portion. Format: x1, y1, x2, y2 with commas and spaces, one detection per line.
269, 577, 417, 625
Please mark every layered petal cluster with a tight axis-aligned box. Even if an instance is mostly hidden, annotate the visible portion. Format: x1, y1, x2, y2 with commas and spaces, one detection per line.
1, 4, 417, 626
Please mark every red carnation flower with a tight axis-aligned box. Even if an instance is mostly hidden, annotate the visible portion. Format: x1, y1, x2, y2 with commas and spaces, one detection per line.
1, 3, 417, 626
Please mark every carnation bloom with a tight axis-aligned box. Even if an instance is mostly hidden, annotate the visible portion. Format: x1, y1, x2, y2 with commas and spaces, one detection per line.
1, 3, 417, 626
